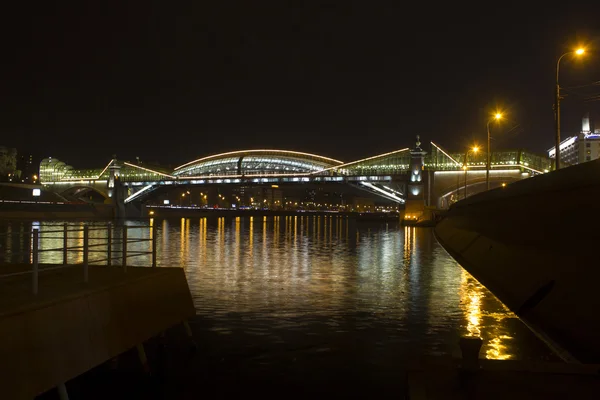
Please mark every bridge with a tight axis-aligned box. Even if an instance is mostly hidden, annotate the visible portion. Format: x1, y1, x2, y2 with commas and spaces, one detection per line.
39, 137, 552, 217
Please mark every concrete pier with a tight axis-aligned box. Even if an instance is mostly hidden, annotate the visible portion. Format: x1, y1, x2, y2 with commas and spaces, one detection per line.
0, 265, 194, 399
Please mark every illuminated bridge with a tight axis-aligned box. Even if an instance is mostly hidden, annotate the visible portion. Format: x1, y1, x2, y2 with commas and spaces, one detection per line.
39, 139, 552, 211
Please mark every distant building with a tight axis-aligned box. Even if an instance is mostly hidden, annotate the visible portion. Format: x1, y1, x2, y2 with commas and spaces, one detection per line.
0, 146, 17, 181
548, 113, 600, 166
252, 187, 283, 208
16, 153, 37, 183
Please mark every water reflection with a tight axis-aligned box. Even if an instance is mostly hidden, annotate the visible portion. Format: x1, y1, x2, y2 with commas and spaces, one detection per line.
0, 221, 154, 266
460, 268, 515, 360
0, 217, 552, 361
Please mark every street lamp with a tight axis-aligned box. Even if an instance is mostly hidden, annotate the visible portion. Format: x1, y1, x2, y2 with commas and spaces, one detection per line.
486, 113, 502, 190
554, 47, 586, 170
464, 146, 479, 198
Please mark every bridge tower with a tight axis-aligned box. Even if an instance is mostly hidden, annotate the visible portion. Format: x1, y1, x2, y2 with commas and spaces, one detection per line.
405, 135, 427, 219
108, 157, 126, 218
108, 157, 121, 199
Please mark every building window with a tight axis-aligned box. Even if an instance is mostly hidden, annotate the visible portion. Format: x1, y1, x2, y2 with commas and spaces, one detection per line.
587, 143, 591, 148
586, 156, 591, 161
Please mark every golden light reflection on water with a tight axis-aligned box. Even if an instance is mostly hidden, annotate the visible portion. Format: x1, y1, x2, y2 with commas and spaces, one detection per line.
460, 268, 514, 360
0, 218, 549, 361
249, 217, 253, 250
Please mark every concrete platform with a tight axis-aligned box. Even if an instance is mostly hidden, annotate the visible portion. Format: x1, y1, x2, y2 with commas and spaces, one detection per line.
0, 265, 195, 399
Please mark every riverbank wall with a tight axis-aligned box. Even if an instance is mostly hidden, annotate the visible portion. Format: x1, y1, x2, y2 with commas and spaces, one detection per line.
0, 201, 113, 219
0, 183, 114, 219
434, 159, 600, 362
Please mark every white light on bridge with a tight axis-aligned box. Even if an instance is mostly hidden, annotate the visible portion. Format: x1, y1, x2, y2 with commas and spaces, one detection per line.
32, 189, 41, 197
163, 200, 170, 205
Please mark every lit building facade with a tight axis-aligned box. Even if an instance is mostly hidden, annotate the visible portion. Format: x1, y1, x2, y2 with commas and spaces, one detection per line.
548, 113, 600, 166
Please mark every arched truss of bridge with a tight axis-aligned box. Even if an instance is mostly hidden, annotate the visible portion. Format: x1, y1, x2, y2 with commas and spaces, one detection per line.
39, 158, 175, 184
173, 149, 344, 177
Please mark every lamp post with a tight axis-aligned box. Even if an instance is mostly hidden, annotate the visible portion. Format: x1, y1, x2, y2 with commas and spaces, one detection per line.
555, 48, 585, 170
464, 146, 479, 198
486, 113, 502, 190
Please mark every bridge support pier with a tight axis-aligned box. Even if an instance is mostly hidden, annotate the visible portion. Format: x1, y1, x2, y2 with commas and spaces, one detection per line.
404, 136, 429, 222
108, 160, 127, 218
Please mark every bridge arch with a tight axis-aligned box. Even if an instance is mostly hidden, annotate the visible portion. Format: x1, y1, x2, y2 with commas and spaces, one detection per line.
173, 150, 343, 177
56, 184, 110, 203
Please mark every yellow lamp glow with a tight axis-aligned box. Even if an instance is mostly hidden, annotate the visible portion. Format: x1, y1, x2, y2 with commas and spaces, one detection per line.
575, 48, 585, 55
472, 146, 479, 153
494, 113, 502, 120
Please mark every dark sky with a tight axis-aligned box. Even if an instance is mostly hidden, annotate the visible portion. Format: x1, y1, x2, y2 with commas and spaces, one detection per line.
1, 2, 600, 168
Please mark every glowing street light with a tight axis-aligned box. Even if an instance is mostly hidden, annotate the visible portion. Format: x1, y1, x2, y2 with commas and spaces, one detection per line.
555, 47, 586, 170
463, 145, 480, 199
487, 112, 503, 190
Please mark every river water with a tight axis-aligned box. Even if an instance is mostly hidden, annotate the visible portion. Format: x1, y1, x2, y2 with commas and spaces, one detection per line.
0, 216, 555, 362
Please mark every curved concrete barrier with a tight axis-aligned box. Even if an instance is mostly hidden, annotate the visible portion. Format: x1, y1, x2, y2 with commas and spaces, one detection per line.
435, 159, 600, 363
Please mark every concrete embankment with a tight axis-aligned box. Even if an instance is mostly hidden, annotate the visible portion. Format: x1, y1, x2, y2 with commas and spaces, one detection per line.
435, 159, 600, 363
0, 265, 195, 399
0, 183, 114, 219
144, 206, 400, 221
0, 201, 114, 219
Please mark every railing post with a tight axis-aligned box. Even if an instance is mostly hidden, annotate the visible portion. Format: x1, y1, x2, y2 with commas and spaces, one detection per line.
152, 224, 157, 268
63, 222, 68, 265
83, 225, 89, 283
122, 227, 127, 272
57, 382, 69, 400
32, 228, 39, 295
107, 222, 112, 267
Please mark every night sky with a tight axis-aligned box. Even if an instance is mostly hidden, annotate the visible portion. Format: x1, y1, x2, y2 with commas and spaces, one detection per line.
1, 2, 599, 168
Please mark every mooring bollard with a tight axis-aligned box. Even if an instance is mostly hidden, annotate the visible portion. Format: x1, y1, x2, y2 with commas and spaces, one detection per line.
107, 222, 112, 267
63, 222, 68, 265
83, 225, 89, 283
459, 336, 483, 371
32, 228, 39, 295
458, 336, 483, 391
57, 382, 69, 400
136, 343, 151, 375
122, 227, 127, 272
183, 320, 198, 353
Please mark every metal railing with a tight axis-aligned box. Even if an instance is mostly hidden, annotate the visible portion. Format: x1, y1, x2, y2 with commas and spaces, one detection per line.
0, 223, 157, 295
